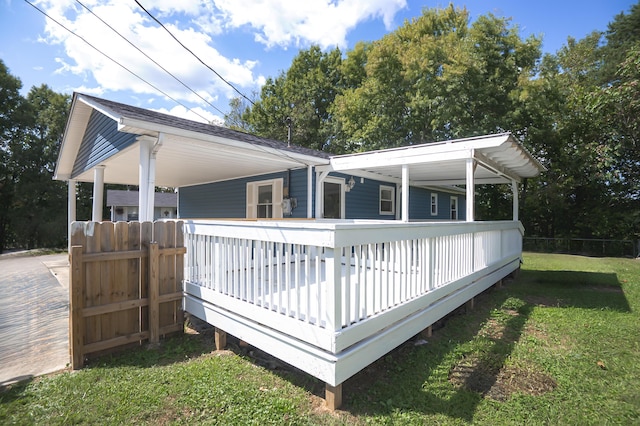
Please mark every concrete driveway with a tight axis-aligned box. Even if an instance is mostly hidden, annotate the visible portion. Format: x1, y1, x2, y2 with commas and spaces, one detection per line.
0, 252, 70, 386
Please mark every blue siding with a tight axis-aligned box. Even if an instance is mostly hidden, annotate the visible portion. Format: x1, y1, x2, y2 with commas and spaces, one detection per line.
409, 188, 466, 220
287, 168, 311, 219
72, 110, 137, 178
178, 166, 466, 221
335, 173, 395, 220
179, 171, 300, 218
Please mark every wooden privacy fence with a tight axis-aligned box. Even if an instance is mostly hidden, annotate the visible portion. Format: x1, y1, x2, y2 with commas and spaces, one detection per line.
69, 220, 186, 369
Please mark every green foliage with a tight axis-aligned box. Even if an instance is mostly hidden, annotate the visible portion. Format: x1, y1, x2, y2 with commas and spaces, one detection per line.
243, 45, 345, 151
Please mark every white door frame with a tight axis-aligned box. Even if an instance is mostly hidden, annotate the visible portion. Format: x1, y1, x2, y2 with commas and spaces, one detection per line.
322, 176, 345, 219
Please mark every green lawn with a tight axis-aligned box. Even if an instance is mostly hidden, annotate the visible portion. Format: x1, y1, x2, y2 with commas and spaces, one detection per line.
1, 253, 639, 425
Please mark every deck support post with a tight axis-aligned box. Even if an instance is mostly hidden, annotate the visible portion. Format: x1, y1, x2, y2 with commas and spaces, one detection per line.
466, 297, 475, 312
421, 325, 433, 338
215, 328, 227, 350
325, 383, 342, 410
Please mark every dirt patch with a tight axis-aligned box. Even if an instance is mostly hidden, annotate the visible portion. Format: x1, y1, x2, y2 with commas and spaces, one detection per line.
449, 356, 556, 401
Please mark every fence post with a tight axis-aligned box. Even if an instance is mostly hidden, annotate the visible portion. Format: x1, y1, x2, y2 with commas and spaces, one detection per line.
149, 241, 160, 344
70, 245, 84, 369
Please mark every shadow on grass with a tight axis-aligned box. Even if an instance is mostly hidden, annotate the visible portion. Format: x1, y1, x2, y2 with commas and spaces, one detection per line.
340, 285, 523, 422
512, 270, 631, 312
337, 268, 630, 421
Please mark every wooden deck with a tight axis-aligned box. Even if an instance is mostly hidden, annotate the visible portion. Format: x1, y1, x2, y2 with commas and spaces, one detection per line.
183, 219, 522, 389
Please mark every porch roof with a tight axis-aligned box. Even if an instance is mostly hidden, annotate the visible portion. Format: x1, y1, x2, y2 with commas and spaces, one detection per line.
54, 93, 331, 187
323, 133, 546, 185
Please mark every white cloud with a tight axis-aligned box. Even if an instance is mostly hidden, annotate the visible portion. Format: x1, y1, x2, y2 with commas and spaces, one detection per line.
212, 0, 407, 49
36, 0, 261, 109
31, 0, 406, 119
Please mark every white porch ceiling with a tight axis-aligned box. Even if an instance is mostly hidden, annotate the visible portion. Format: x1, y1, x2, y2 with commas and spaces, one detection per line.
69, 132, 325, 187
55, 94, 330, 187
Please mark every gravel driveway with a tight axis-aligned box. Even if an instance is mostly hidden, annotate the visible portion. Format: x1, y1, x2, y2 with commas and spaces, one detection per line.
0, 252, 70, 386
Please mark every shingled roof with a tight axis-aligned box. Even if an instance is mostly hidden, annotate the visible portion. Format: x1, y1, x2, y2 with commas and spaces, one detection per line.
78, 93, 331, 160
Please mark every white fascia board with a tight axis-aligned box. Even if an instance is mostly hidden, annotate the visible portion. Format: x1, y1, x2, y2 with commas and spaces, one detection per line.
118, 116, 330, 167
77, 94, 122, 123
330, 149, 473, 171
412, 177, 511, 185
54, 98, 93, 181
329, 133, 510, 165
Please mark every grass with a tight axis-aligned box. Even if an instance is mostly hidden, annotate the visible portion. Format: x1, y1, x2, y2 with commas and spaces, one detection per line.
1, 252, 639, 425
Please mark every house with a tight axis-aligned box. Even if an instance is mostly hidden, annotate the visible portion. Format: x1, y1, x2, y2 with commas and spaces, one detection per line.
106, 189, 177, 222
54, 92, 545, 409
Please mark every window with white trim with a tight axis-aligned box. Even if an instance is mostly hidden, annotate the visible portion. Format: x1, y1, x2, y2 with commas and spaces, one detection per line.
430, 193, 438, 216
246, 178, 283, 219
450, 196, 458, 220
380, 185, 395, 215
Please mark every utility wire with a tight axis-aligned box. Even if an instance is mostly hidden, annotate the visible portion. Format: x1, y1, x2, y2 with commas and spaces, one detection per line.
74, 0, 225, 116
23, 0, 213, 123
133, 0, 256, 107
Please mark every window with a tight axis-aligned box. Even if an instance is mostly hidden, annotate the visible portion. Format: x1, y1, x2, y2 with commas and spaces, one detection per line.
257, 184, 273, 218
430, 193, 438, 216
450, 196, 458, 220
246, 178, 283, 219
380, 185, 395, 215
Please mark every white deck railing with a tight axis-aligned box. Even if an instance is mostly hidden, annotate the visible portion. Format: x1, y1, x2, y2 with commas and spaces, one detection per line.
183, 219, 523, 352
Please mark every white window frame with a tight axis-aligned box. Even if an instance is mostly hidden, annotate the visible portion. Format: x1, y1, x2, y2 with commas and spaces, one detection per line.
450, 196, 458, 220
379, 185, 395, 215
430, 193, 438, 216
246, 178, 284, 219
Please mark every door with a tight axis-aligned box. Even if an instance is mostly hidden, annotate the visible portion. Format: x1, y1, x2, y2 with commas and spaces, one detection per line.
323, 178, 344, 219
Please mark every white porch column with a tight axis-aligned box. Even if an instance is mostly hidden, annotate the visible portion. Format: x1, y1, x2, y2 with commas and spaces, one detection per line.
401, 164, 409, 222
315, 170, 329, 219
465, 157, 476, 222
68, 179, 76, 250
92, 166, 105, 221
307, 165, 313, 218
512, 180, 519, 221
139, 137, 153, 222
146, 147, 157, 221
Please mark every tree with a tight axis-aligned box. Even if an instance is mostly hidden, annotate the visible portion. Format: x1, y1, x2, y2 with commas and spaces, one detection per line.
0, 59, 27, 252
243, 46, 344, 151
0, 59, 71, 252
9, 85, 70, 249
332, 5, 541, 153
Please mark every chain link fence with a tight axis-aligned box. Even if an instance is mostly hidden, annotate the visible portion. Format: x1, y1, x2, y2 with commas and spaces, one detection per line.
523, 237, 640, 258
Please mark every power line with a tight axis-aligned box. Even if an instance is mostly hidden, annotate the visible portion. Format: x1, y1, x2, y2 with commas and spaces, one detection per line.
74, 0, 226, 116
22, 0, 214, 123
133, 0, 256, 107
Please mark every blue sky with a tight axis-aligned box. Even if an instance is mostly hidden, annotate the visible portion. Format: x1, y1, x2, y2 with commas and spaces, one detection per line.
1, 0, 636, 124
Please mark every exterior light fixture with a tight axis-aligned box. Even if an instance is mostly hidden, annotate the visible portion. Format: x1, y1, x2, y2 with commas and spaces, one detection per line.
345, 176, 356, 192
